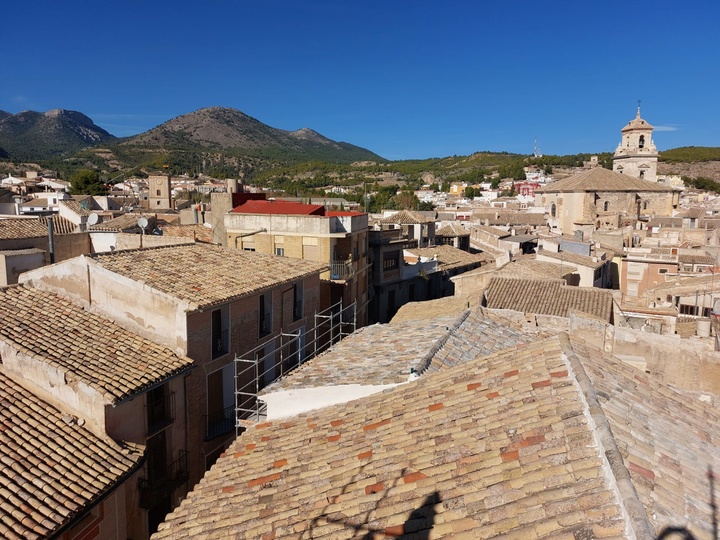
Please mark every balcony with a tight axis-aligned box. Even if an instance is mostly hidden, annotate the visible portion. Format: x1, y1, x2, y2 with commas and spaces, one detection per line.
204, 404, 235, 441
138, 450, 189, 510
329, 259, 354, 281
146, 391, 176, 437
401, 259, 439, 280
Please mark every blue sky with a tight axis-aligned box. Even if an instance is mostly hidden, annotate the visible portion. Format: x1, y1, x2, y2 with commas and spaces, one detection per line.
2, 1, 718, 160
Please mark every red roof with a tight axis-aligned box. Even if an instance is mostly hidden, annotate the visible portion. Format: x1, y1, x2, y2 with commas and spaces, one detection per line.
231, 200, 326, 216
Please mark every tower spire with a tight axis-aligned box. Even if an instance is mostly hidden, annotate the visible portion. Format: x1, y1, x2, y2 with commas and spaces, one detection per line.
637, 99, 641, 117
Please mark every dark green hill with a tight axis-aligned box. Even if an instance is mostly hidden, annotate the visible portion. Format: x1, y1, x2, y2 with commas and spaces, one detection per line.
120, 107, 384, 165
0, 109, 116, 160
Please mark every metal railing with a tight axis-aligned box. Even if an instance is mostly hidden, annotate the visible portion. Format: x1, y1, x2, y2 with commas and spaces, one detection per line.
204, 404, 235, 441
329, 259, 354, 280
235, 300, 357, 429
138, 450, 189, 510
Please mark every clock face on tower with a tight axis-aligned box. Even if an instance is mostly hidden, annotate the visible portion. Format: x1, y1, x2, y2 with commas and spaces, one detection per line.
155, 178, 164, 185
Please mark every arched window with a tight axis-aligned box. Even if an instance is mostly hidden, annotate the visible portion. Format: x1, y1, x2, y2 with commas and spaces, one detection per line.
639, 135, 645, 149
639, 170, 645, 179
603, 201, 609, 212
550, 203, 556, 218
643, 201, 649, 210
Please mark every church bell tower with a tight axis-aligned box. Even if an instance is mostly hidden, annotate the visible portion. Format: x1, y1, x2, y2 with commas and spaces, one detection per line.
612, 104, 658, 182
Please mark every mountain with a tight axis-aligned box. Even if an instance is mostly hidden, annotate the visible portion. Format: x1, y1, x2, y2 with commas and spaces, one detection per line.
0, 109, 116, 160
121, 107, 384, 163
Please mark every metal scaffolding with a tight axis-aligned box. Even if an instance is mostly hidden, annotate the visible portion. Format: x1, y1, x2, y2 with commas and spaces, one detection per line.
234, 300, 356, 434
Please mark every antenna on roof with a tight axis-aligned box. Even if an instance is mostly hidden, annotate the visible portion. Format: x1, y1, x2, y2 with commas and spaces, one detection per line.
137, 216, 148, 235
87, 213, 99, 226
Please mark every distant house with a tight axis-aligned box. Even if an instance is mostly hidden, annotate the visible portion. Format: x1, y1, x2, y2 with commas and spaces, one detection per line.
482, 276, 614, 323
225, 199, 370, 326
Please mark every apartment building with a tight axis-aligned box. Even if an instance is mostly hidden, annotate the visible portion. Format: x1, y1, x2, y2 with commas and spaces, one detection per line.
224, 199, 370, 326
20, 243, 326, 533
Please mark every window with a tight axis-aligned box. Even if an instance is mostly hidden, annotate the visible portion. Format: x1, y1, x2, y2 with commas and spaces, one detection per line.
643, 200, 649, 210
211, 307, 229, 359
275, 247, 285, 256
259, 292, 272, 337
639, 135, 645, 149
205, 364, 234, 441
293, 281, 303, 321
383, 251, 399, 271
550, 203, 556, 218
603, 201, 609, 212
658, 268, 668, 274
156, 190, 161, 196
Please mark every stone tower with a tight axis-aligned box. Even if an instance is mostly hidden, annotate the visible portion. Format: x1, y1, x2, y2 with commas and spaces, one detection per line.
613, 106, 658, 182
148, 174, 173, 209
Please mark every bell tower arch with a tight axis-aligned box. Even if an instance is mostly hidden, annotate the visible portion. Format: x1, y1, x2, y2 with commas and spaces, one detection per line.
612, 103, 658, 182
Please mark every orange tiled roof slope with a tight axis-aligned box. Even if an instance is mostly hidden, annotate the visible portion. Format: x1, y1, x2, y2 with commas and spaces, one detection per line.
154, 336, 634, 539
0, 285, 193, 404
161, 223, 215, 243
497, 259, 578, 280
570, 338, 720, 539
263, 315, 464, 391
484, 276, 614, 321
0, 372, 144, 538
89, 243, 328, 310
380, 210, 435, 224
424, 308, 537, 373
0, 216, 77, 239
535, 167, 677, 193
407, 244, 493, 271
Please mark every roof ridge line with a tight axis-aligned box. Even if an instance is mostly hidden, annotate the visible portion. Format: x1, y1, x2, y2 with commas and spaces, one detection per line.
416, 309, 472, 375
557, 332, 656, 540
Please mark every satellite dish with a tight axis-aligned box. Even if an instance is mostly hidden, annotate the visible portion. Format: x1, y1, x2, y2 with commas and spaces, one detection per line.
137, 217, 148, 229
87, 213, 99, 226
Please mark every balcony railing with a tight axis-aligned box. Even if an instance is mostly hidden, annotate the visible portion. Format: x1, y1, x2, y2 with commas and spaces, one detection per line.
204, 404, 235, 441
138, 450, 189, 510
330, 259, 354, 280
146, 391, 176, 437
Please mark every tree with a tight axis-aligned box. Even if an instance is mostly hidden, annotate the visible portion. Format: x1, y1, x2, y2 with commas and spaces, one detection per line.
70, 169, 107, 195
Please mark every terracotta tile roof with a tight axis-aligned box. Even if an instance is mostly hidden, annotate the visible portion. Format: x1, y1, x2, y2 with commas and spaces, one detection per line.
0, 372, 144, 538
497, 259, 578, 280
472, 211, 547, 226
160, 223, 216, 243
20, 197, 49, 208
537, 249, 614, 269
0, 285, 194, 404
153, 336, 630, 539
89, 243, 328, 310
535, 167, 677, 193
423, 309, 536, 373
88, 213, 148, 232
678, 253, 715, 265
406, 244, 492, 272
484, 276, 614, 321
0, 216, 78, 239
231, 200, 325, 215
380, 210, 435, 225
262, 315, 463, 391
435, 223, 470, 237
570, 338, 720, 539
42, 215, 78, 235
59, 198, 92, 217
390, 296, 479, 324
